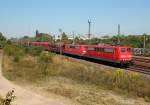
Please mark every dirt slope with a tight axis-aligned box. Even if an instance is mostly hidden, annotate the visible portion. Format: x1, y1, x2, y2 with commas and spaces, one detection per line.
0, 52, 77, 105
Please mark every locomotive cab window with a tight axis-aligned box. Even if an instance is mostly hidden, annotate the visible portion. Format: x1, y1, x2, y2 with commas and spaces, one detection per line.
121, 48, 126, 52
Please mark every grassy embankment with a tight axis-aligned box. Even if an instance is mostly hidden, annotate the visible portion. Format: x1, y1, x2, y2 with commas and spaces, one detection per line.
2, 44, 150, 105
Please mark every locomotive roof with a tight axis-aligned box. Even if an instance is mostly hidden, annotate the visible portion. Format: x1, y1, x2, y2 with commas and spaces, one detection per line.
64, 44, 131, 48
31, 42, 49, 43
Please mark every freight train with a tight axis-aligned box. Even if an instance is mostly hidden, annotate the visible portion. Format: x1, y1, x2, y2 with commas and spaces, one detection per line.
27, 42, 134, 66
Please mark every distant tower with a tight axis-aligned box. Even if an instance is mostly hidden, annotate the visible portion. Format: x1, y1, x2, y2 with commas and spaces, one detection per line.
117, 24, 120, 45
36, 30, 39, 37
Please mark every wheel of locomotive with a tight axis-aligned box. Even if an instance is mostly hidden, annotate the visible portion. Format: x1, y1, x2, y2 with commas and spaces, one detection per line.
120, 61, 125, 67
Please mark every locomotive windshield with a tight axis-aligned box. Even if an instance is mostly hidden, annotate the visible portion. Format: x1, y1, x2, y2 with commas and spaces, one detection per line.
120, 48, 131, 52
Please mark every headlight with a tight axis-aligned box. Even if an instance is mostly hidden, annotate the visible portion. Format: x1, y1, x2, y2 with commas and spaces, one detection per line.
127, 55, 132, 57
120, 55, 126, 58
82, 50, 87, 53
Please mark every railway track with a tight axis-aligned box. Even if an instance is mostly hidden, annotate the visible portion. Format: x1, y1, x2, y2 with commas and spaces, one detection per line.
69, 55, 150, 75
127, 66, 150, 75
65, 54, 150, 75
133, 56, 150, 63
127, 56, 150, 75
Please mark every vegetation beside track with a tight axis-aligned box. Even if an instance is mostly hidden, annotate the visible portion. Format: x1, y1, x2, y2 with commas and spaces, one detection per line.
0, 97, 2, 104
2, 45, 150, 105
0, 96, 4, 105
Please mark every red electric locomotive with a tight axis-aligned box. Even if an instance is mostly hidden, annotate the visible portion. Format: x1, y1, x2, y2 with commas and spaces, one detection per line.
84, 45, 133, 66
64, 44, 133, 66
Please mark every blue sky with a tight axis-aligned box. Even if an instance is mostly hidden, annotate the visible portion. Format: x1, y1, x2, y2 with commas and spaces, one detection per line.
0, 0, 150, 38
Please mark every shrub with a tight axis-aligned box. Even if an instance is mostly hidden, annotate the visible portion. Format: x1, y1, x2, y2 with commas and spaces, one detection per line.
3, 44, 15, 56
38, 52, 54, 77
39, 52, 53, 63
13, 55, 20, 62
0, 96, 4, 105
111, 69, 140, 91
24, 46, 43, 56
3, 44, 25, 63
4, 44, 24, 56
144, 96, 150, 102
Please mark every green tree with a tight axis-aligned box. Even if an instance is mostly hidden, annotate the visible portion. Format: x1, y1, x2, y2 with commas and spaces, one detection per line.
0, 32, 7, 48
61, 32, 68, 42
73, 36, 79, 43
0, 32, 6, 41
90, 38, 100, 45
35, 33, 53, 42
24, 46, 43, 56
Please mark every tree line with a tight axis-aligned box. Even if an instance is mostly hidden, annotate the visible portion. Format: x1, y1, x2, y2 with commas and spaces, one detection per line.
1, 32, 150, 48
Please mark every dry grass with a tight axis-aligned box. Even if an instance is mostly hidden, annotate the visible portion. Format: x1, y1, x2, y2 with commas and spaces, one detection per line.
38, 77, 127, 105
2, 53, 150, 105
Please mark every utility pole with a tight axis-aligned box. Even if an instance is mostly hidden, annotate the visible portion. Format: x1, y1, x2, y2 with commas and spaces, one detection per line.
143, 34, 146, 49
143, 34, 146, 55
59, 29, 63, 55
88, 20, 91, 44
117, 24, 120, 45
73, 31, 75, 44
